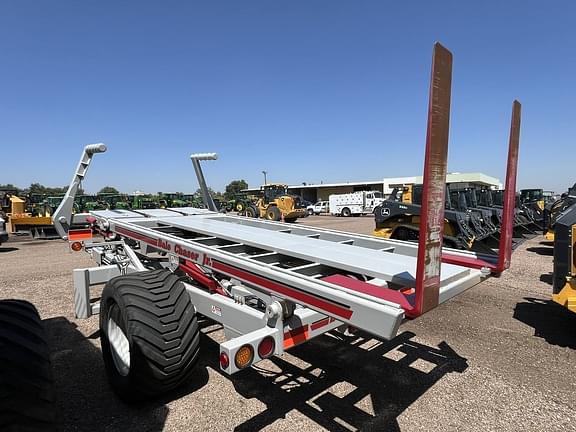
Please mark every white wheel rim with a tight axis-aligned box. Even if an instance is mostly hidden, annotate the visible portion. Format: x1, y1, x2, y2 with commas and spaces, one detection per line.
108, 316, 131, 376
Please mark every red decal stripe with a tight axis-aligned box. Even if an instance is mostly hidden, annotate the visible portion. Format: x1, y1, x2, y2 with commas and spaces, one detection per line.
310, 317, 335, 331
211, 261, 353, 320
284, 325, 309, 349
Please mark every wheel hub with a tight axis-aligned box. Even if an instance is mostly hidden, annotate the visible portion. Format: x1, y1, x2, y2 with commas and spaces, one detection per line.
108, 316, 131, 376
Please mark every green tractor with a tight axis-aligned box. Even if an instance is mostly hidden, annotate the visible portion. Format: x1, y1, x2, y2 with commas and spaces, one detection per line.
74, 195, 105, 212
26, 193, 49, 216
225, 193, 254, 213
97, 193, 132, 210
184, 194, 204, 208
158, 192, 192, 208
46, 195, 66, 215
131, 195, 160, 210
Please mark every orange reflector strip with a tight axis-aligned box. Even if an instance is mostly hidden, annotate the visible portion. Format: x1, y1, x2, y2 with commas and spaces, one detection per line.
283, 325, 309, 350
68, 229, 93, 241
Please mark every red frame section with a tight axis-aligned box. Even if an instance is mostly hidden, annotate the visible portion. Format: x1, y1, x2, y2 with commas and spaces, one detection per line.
497, 101, 521, 273
179, 260, 228, 296
322, 274, 414, 313
412, 43, 453, 317
211, 260, 354, 320
440, 101, 521, 274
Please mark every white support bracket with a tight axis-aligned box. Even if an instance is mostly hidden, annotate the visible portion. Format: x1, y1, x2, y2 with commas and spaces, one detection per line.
73, 265, 121, 319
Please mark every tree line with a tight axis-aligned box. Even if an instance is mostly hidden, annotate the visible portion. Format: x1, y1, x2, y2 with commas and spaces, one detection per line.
0, 179, 250, 201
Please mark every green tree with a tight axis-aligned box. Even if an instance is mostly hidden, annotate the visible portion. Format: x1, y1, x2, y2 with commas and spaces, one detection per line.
224, 180, 248, 200
0, 184, 21, 194
194, 187, 224, 201
28, 183, 70, 195
98, 186, 119, 194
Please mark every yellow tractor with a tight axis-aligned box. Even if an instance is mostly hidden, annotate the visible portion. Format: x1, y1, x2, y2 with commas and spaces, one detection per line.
246, 183, 306, 223
5, 194, 58, 239
551, 199, 576, 313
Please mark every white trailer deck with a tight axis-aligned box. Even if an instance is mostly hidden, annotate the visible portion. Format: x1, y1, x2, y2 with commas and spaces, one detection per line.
84, 206, 486, 339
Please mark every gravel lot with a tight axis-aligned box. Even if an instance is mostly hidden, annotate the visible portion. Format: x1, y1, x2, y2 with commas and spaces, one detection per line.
1, 215, 576, 432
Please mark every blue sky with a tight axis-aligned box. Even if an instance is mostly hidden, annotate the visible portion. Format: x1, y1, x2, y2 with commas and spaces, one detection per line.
1, 1, 574, 194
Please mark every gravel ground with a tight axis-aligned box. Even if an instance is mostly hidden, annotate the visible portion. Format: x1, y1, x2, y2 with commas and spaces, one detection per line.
1, 216, 575, 432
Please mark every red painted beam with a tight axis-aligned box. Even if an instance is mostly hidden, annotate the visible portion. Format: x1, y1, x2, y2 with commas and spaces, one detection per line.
496, 101, 522, 274
413, 43, 453, 317
322, 274, 414, 314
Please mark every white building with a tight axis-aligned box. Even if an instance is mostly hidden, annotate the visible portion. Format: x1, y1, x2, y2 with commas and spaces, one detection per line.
285, 173, 501, 203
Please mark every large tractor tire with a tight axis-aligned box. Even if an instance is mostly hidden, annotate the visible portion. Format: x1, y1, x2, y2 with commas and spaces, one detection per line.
0, 299, 58, 431
266, 206, 281, 221
235, 201, 246, 213
245, 205, 258, 218
99, 269, 201, 401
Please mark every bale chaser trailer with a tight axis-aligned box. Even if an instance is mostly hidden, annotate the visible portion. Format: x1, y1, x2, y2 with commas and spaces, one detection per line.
53, 43, 521, 402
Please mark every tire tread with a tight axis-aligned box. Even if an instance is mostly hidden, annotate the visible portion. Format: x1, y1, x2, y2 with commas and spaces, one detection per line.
100, 269, 200, 400
0, 300, 58, 431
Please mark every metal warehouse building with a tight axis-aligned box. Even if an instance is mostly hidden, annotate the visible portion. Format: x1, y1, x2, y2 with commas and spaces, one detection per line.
285, 172, 502, 203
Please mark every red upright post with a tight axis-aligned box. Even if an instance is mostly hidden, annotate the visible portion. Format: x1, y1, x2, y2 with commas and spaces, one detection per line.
411, 43, 453, 317
496, 101, 522, 273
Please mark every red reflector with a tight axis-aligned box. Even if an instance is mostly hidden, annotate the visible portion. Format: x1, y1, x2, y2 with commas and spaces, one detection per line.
219, 352, 229, 370
70, 241, 83, 252
68, 229, 92, 241
258, 336, 275, 359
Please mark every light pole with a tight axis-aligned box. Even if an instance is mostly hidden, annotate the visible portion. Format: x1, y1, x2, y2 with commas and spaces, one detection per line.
262, 170, 268, 185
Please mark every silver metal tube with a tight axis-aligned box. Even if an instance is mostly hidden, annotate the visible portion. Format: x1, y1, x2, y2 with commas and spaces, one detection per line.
190, 153, 218, 212
190, 153, 218, 161
52, 143, 107, 239
85, 143, 107, 155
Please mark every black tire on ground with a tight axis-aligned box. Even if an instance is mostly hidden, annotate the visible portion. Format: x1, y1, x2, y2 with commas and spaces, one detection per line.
341, 207, 352, 217
392, 227, 412, 241
99, 269, 201, 401
266, 206, 281, 221
307, 209, 313, 216
0, 299, 58, 431
235, 202, 246, 212
245, 205, 258, 218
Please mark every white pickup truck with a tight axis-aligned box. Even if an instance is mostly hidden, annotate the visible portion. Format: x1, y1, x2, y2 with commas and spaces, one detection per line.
329, 191, 385, 217
0, 216, 8, 245
306, 200, 330, 215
